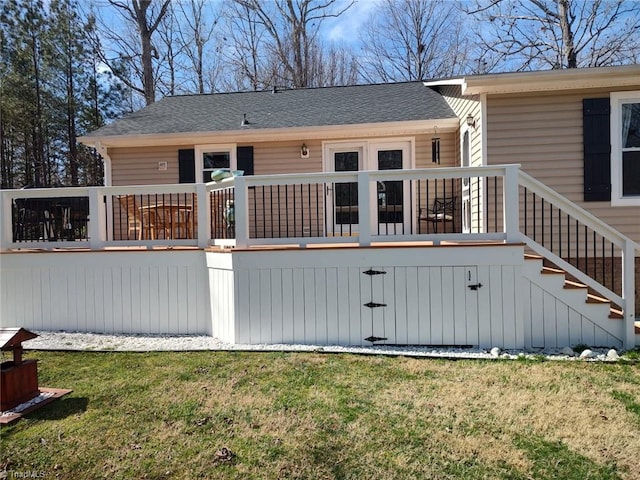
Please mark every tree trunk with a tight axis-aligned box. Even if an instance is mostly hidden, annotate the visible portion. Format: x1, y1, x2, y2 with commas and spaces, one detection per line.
66, 36, 78, 185
133, 1, 156, 105
30, 30, 45, 186
557, 0, 577, 68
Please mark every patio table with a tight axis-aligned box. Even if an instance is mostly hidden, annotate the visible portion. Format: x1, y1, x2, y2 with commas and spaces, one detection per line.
139, 203, 193, 239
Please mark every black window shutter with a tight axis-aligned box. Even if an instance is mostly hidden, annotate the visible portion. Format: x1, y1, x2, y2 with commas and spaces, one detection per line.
237, 146, 254, 175
583, 98, 611, 201
178, 148, 195, 183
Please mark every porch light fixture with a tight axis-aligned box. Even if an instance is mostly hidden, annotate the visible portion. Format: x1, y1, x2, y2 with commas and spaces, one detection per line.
466, 114, 476, 129
300, 143, 309, 159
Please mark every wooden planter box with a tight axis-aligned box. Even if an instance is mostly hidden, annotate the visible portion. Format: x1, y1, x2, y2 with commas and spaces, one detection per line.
1, 359, 39, 411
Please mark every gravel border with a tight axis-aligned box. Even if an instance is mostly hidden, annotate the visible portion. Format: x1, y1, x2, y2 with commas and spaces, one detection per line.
20, 331, 628, 362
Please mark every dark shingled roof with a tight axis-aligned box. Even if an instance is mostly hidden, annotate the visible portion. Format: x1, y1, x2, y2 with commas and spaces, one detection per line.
85, 82, 455, 137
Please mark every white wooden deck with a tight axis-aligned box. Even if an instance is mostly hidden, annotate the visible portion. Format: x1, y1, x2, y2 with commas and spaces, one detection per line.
1, 164, 636, 348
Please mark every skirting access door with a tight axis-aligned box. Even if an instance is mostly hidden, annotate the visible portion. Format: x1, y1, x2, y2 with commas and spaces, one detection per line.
360, 266, 481, 346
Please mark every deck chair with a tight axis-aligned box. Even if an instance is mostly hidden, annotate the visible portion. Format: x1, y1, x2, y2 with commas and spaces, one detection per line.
117, 195, 156, 240
419, 197, 457, 233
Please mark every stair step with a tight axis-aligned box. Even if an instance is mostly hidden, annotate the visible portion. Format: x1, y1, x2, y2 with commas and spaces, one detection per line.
635, 322, 640, 334
541, 266, 565, 275
564, 280, 587, 289
609, 308, 623, 319
524, 254, 543, 260
586, 293, 610, 305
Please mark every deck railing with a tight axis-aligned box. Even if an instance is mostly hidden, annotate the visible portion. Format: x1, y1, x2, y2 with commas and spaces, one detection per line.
231, 165, 514, 247
1, 165, 635, 346
0, 166, 514, 249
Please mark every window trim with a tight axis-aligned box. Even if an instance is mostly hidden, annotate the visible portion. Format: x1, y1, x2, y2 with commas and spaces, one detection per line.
611, 91, 640, 206
194, 143, 237, 183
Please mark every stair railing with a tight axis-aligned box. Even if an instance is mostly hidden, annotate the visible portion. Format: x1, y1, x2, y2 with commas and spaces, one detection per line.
517, 169, 638, 348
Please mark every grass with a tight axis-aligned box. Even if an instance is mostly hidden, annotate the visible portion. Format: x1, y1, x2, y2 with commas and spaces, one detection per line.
1, 351, 640, 480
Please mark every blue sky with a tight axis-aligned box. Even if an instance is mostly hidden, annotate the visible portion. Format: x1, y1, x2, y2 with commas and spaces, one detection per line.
322, 0, 381, 44
95, 0, 380, 47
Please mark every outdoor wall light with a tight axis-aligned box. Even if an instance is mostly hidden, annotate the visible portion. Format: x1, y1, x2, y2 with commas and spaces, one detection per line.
466, 114, 476, 129
300, 143, 310, 159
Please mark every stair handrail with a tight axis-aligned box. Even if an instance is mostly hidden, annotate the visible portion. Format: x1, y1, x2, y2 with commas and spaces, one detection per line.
518, 170, 638, 251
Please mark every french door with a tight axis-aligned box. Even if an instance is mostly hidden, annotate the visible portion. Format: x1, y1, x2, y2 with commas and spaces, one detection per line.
325, 140, 412, 236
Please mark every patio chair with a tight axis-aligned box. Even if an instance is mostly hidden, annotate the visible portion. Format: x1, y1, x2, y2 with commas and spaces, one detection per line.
117, 195, 157, 240
418, 197, 457, 233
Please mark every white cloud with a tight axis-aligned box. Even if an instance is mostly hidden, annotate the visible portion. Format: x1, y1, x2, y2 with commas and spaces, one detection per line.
323, 0, 381, 44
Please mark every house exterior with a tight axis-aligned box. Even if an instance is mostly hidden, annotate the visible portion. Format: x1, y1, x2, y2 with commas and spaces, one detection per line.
1, 66, 638, 350
427, 66, 640, 316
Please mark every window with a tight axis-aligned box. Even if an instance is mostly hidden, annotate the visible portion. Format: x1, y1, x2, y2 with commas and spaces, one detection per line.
203, 151, 230, 180
195, 144, 236, 183
611, 92, 640, 205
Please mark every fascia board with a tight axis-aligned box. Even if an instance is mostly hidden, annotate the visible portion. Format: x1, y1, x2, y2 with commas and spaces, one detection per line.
461, 65, 640, 95
78, 118, 460, 148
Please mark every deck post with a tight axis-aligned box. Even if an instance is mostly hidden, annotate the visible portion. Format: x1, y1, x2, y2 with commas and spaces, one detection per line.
357, 171, 371, 247
622, 239, 636, 349
88, 187, 106, 249
196, 183, 209, 249
0, 192, 12, 249
503, 165, 520, 243
234, 177, 248, 249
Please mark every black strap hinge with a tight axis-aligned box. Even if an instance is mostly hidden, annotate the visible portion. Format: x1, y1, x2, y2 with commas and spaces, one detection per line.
363, 269, 386, 276
364, 302, 387, 308
364, 336, 387, 343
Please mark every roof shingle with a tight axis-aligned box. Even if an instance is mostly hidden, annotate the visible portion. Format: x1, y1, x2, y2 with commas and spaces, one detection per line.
86, 82, 455, 138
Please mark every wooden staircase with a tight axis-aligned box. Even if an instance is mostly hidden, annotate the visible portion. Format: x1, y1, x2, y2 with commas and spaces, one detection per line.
522, 255, 631, 349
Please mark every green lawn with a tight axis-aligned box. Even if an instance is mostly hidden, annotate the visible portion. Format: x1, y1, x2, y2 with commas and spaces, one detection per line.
2, 351, 639, 479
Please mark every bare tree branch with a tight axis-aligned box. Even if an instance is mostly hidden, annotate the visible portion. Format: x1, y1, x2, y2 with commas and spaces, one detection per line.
468, 0, 640, 71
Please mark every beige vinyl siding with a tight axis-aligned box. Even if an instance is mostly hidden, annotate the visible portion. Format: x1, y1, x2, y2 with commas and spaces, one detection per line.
485, 87, 640, 245
439, 85, 483, 232
438, 85, 482, 166
109, 134, 458, 182
253, 140, 322, 174
110, 145, 189, 186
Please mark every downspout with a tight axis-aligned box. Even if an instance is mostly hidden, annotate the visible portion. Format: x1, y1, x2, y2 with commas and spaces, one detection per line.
95, 140, 113, 243
96, 141, 112, 187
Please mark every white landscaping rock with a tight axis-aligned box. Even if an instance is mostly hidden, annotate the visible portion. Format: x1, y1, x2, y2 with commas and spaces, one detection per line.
19, 331, 621, 362
561, 347, 575, 357
606, 349, 619, 360
580, 349, 595, 359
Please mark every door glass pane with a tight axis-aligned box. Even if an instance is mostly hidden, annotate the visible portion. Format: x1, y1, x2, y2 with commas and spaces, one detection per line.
378, 150, 402, 170
334, 151, 358, 224
334, 151, 359, 172
377, 150, 402, 223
